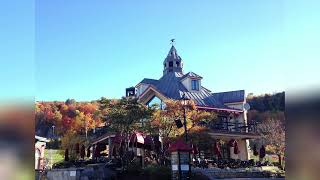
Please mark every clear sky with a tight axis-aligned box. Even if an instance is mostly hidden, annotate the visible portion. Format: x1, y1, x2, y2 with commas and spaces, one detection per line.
1, 0, 319, 101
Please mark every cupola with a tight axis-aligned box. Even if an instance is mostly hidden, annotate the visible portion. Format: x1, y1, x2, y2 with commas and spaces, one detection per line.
163, 45, 183, 75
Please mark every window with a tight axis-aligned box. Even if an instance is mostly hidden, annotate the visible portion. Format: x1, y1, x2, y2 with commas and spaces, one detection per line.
191, 80, 199, 90
169, 61, 173, 67
176, 61, 180, 67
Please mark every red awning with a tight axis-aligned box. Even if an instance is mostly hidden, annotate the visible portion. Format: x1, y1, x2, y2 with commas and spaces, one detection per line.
168, 139, 192, 152
136, 132, 144, 144
114, 132, 154, 146
129, 132, 145, 144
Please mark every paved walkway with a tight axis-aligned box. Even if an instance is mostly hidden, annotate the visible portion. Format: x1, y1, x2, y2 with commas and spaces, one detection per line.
223, 178, 285, 180
192, 167, 285, 180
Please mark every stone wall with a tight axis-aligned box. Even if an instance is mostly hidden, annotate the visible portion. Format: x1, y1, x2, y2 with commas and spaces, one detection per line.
36, 164, 116, 180
192, 166, 283, 179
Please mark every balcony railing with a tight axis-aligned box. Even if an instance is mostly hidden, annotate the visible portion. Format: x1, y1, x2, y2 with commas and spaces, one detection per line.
208, 121, 258, 134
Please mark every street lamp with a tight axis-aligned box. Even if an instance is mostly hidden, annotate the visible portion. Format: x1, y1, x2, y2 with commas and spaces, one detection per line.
50, 125, 55, 169
180, 93, 190, 142
52, 125, 55, 138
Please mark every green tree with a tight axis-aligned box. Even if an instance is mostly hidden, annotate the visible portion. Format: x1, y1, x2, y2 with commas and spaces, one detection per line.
99, 97, 154, 168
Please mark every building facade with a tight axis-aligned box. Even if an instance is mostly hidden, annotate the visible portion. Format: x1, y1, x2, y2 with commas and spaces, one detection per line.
126, 45, 259, 160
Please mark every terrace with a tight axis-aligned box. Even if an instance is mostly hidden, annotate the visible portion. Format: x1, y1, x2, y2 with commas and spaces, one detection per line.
207, 119, 260, 139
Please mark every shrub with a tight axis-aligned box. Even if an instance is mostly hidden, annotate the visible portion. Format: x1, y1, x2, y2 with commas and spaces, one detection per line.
127, 162, 143, 176
143, 165, 171, 180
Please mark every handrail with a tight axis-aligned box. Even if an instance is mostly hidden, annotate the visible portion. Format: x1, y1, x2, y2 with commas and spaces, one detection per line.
208, 121, 258, 133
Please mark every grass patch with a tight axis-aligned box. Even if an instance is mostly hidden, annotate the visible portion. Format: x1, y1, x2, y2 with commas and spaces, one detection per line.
250, 153, 279, 163
44, 149, 64, 166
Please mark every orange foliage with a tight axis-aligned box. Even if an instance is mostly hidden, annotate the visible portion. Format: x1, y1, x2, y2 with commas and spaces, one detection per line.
35, 101, 103, 136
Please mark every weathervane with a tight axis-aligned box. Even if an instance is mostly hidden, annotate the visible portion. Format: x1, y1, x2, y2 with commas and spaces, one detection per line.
170, 38, 175, 46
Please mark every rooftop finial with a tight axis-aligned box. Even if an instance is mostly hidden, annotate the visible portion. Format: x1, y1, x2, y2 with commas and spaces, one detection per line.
170, 38, 175, 46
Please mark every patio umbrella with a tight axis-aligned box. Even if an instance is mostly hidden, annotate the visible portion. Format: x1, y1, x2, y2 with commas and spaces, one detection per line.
259, 145, 266, 159
94, 145, 100, 158
234, 140, 240, 154
64, 149, 69, 161
253, 144, 259, 156
86, 146, 91, 158
229, 139, 235, 147
192, 144, 199, 155
214, 142, 222, 158
80, 145, 85, 159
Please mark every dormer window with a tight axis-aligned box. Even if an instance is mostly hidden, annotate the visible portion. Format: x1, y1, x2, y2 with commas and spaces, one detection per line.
191, 79, 199, 90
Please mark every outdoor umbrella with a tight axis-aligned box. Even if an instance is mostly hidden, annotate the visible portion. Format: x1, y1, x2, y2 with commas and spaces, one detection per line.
259, 145, 266, 159
233, 140, 240, 154
229, 139, 235, 147
64, 148, 69, 161
253, 144, 259, 156
214, 142, 222, 158
86, 146, 91, 158
80, 144, 85, 159
192, 144, 199, 155
95, 144, 100, 157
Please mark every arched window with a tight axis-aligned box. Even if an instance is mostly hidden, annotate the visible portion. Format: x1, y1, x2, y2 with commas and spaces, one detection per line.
169, 61, 173, 67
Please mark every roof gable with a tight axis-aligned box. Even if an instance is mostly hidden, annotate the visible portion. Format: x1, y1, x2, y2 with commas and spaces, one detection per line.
180, 72, 203, 80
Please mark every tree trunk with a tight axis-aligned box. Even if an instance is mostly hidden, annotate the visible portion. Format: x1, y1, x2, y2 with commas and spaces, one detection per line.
278, 154, 283, 169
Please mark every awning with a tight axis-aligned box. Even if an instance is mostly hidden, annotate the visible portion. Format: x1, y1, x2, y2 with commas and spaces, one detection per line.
130, 132, 145, 144
137, 133, 144, 144
168, 139, 192, 152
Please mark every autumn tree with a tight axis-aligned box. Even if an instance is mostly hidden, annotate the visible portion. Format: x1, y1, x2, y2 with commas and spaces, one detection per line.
35, 100, 103, 155
60, 130, 86, 160
99, 97, 154, 167
150, 99, 216, 164
151, 99, 216, 142
258, 118, 285, 168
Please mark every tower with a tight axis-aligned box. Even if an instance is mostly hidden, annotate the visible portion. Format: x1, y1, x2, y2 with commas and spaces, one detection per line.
163, 45, 183, 75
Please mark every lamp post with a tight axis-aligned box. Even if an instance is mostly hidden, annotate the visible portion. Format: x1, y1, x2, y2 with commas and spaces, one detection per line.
181, 93, 189, 142
50, 125, 55, 169
52, 125, 55, 138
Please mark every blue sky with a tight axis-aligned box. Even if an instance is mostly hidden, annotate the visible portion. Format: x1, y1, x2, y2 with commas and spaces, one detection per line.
1, 0, 319, 101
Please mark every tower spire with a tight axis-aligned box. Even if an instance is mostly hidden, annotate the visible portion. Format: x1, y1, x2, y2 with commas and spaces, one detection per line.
163, 40, 183, 75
